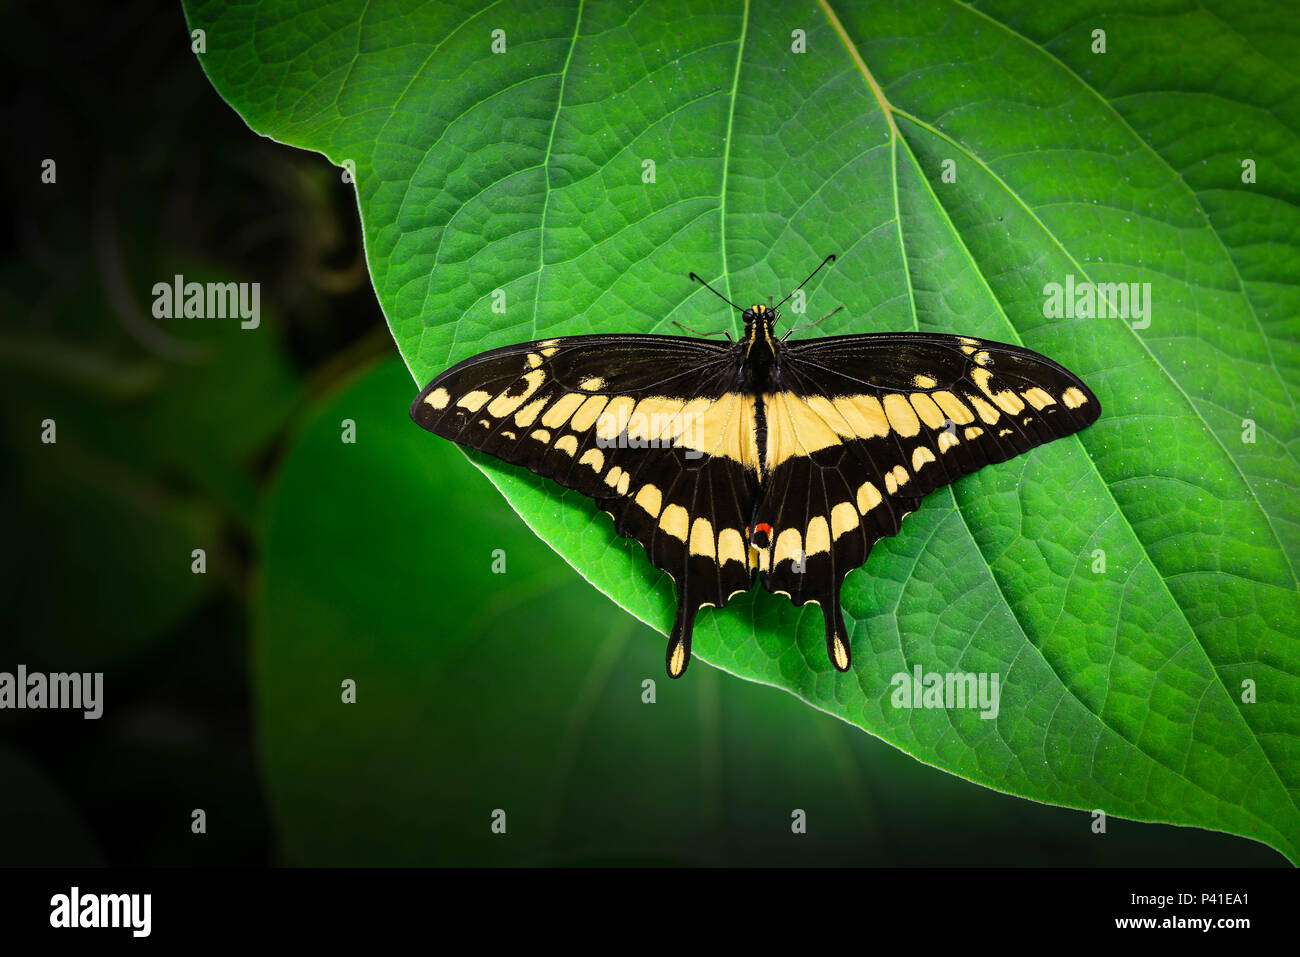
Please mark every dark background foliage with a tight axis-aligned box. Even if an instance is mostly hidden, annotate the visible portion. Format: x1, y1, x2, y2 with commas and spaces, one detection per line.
1, 0, 386, 865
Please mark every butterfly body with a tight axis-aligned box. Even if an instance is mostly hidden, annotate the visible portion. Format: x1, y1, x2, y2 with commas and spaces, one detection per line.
412, 294, 1100, 678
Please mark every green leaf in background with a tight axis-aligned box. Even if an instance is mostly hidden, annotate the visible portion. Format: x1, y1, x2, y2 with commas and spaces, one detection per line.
190, 0, 1300, 861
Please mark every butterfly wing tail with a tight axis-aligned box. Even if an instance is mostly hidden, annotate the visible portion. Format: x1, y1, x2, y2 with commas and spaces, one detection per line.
824, 598, 851, 672
665, 597, 697, 678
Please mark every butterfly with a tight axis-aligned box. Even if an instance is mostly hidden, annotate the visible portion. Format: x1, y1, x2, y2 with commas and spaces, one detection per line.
411, 256, 1101, 677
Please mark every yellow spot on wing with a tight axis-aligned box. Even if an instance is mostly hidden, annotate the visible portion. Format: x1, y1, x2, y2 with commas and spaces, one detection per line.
530, 429, 551, 443
1062, 386, 1088, 409
457, 391, 491, 412
629, 396, 689, 445
857, 481, 882, 513
883, 393, 921, 437
968, 394, 1001, 424
425, 388, 450, 410
832, 636, 849, 671
596, 396, 636, 440
932, 391, 974, 425
937, 430, 959, 452
634, 484, 662, 517
993, 389, 1024, 415
913, 374, 937, 389
579, 448, 604, 472
578, 376, 606, 391
542, 393, 586, 429
604, 466, 625, 490
514, 397, 548, 427
717, 528, 746, 566
831, 502, 859, 539
555, 435, 578, 457
838, 395, 890, 438
964, 426, 984, 440
689, 517, 715, 558
668, 641, 687, 677
910, 393, 946, 430
773, 528, 803, 566
659, 504, 689, 541
802, 395, 855, 440
1022, 387, 1056, 410
912, 446, 935, 470
973, 368, 1024, 415
571, 395, 608, 431
805, 516, 830, 556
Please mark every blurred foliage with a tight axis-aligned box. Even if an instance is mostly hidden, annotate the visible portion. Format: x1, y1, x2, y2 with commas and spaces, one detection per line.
0, 0, 380, 865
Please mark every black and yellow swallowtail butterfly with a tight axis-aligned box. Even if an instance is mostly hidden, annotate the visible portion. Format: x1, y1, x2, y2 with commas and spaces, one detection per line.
411, 257, 1100, 677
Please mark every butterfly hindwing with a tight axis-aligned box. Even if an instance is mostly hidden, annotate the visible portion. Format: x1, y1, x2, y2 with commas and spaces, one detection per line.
751, 450, 921, 672
410, 334, 758, 675
753, 332, 1100, 670
600, 442, 758, 676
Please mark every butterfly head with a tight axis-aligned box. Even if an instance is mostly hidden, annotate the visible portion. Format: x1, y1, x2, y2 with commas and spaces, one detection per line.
742, 303, 780, 347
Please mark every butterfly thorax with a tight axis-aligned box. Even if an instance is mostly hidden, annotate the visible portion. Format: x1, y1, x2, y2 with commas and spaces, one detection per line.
740, 303, 779, 391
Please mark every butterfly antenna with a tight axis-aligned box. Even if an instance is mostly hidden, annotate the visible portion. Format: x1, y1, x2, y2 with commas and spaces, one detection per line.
688, 271, 745, 312
775, 253, 836, 310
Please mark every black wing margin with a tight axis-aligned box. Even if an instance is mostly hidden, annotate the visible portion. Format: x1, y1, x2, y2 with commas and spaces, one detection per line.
411, 334, 757, 677
753, 332, 1100, 673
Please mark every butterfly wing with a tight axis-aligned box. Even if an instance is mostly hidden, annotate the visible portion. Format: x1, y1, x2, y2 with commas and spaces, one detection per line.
753, 332, 1101, 672
411, 335, 759, 676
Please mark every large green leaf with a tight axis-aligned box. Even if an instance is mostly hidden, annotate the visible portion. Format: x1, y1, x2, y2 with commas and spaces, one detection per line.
189, 0, 1300, 860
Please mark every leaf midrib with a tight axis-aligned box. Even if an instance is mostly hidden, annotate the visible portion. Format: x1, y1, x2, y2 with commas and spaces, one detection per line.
820, 0, 1299, 831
